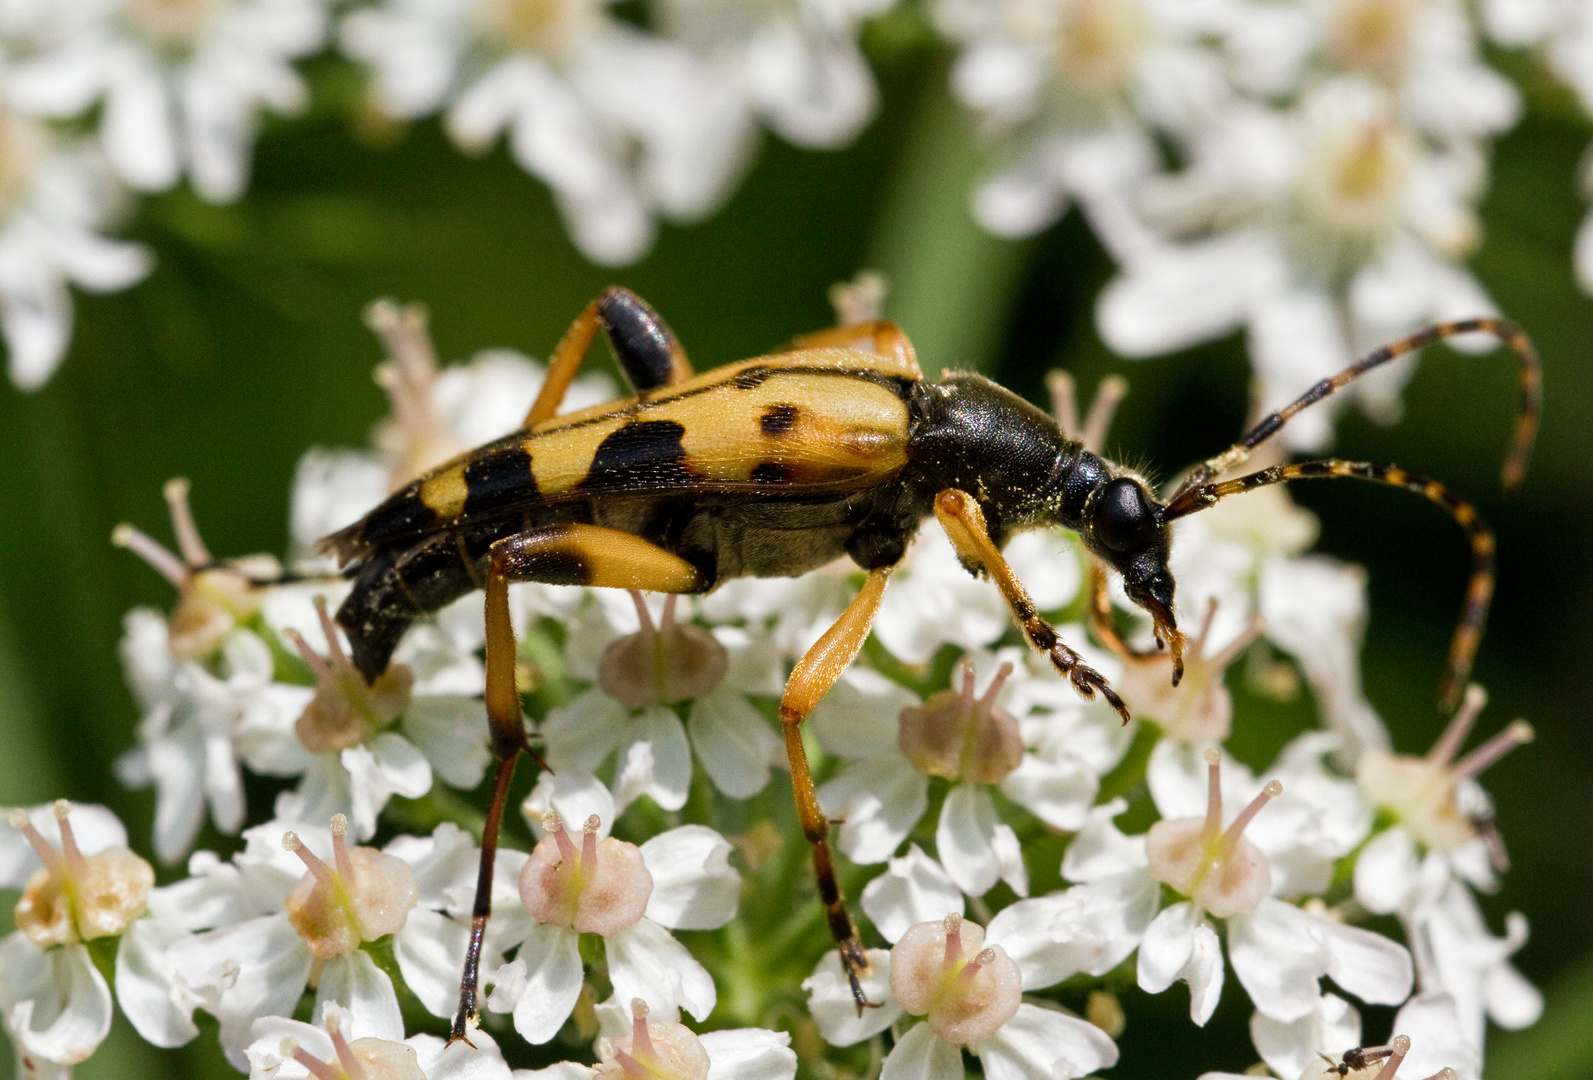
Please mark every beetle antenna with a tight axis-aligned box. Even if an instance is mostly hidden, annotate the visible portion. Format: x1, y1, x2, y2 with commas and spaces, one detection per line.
1166, 318, 1540, 505
1161, 458, 1493, 711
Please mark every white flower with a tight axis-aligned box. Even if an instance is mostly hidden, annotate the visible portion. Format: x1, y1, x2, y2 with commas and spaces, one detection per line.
807, 913, 1119, 1079
934, 0, 1237, 242
160, 814, 421, 1069
0, 107, 149, 390
245, 1002, 517, 1080
544, 592, 784, 810
657, 0, 892, 149
261, 590, 492, 841
1134, 745, 1407, 1025
1249, 990, 1364, 1080
9, 0, 329, 203
485, 815, 740, 1043
1099, 75, 1505, 449
112, 480, 308, 862
814, 649, 1118, 896
340, 0, 754, 264
0, 802, 154, 1071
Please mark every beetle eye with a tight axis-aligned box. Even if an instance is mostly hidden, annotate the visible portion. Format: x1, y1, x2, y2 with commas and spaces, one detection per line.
1094, 478, 1157, 552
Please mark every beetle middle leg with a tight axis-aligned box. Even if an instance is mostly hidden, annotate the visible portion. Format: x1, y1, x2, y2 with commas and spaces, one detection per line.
785, 320, 922, 379
779, 566, 892, 1011
934, 488, 1133, 723
523, 287, 695, 427
451, 523, 709, 1042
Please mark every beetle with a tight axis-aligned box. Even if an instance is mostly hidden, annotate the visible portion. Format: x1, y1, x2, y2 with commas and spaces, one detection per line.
321, 286, 1540, 1039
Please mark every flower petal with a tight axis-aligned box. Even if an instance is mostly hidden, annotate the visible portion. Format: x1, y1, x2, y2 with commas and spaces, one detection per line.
640, 825, 740, 931
404, 696, 492, 790
985, 894, 1104, 991
116, 918, 200, 1049
1228, 898, 1329, 1024
166, 915, 314, 1069
522, 770, 616, 841
1000, 752, 1098, 832
614, 707, 692, 813
860, 845, 963, 944
504, 923, 582, 1044
700, 1028, 798, 1080
314, 951, 403, 1041
1319, 918, 1413, 1006
880, 1022, 963, 1080
1250, 992, 1361, 1080
606, 918, 715, 1022
2, 939, 112, 1065
802, 949, 900, 1047
395, 908, 472, 1019
936, 783, 1026, 897
817, 756, 928, 865
687, 688, 781, 799
974, 1002, 1119, 1079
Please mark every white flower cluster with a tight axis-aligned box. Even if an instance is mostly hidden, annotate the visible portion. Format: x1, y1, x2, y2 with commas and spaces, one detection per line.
3, 0, 1592, 401
0, 301, 1539, 1079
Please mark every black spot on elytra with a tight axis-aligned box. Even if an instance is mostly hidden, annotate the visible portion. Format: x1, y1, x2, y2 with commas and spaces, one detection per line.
760, 403, 799, 437
583, 420, 694, 491
463, 444, 535, 517
751, 461, 792, 484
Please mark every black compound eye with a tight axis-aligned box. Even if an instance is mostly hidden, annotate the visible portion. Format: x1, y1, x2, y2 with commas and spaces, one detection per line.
1094, 478, 1158, 553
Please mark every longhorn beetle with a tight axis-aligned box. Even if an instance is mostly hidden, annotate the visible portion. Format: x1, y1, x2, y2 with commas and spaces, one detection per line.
321, 287, 1540, 1039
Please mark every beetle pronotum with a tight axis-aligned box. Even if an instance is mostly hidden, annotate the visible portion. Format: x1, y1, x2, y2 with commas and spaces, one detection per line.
319, 288, 1539, 1038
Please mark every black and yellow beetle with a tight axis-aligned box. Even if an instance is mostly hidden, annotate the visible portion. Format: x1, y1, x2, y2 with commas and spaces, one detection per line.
321, 287, 1540, 1038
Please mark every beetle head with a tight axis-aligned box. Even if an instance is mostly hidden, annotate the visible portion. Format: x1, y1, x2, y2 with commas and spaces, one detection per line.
1088, 477, 1187, 684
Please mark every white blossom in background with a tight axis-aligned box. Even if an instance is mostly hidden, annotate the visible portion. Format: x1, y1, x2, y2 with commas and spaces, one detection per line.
339, 0, 754, 264
655, 0, 893, 149
6, 0, 329, 203
245, 1002, 520, 1080
933, 0, 1237, 242
112, 479, 308, 863
0, 108, 149, 390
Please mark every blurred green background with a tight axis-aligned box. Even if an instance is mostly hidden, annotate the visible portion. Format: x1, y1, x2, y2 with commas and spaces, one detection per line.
0, 36, 1588, 1080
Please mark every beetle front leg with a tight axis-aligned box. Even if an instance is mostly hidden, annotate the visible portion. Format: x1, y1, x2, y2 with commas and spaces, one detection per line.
780, 566, 892, 1013
934, 489, 1131, 724
450, 524, 710, 1043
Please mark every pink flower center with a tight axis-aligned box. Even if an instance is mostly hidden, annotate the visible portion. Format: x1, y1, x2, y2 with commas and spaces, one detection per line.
888, 914, 1023, 1044
599, 593, 727, 709
1146, 749, 1280, 918
898, 657, 1024, 784
1356, 683, 1533, 854
596, 999, 710, 1080
9, 801, 153, 948
286, 596, 414, 753
519, 813, 653, 936
279, 1010, 425, 1080
1120, 599, 1262, 744
283, 814, 418, 959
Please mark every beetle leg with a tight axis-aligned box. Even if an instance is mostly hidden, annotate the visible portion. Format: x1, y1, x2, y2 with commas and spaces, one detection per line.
780, 566, 892, 1013
787, 320, 922, 380
1084, 558, 1162, 662
524, 289, 695, 428
450, 525, 710, 1043
934, 489, 1131, 724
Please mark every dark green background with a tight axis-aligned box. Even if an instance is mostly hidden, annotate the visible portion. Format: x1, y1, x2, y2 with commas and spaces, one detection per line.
0, 37, 1587, 1080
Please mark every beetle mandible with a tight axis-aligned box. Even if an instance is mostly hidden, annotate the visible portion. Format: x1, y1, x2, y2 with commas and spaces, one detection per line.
320, 286, 1540, 1038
